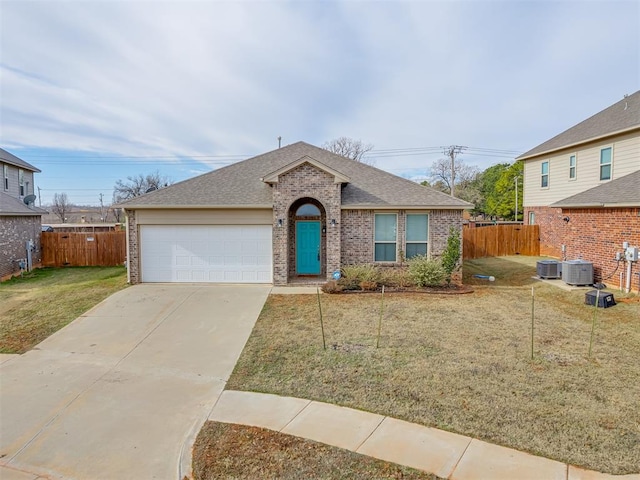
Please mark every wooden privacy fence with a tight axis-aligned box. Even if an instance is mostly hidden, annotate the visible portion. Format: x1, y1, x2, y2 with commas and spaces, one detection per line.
463, 224, 540, 259
41, 231, 126, 267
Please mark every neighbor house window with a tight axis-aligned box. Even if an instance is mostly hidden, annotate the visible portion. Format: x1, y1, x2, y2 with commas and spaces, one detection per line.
541, 161, 549, 188
374, 213, 397, 262
529, 211, 535, 225
569, 155, 576, 179
18, 169, 24, 196
406, 213, 428, 259
600, 147, 612, 180
2, 165, 7, 190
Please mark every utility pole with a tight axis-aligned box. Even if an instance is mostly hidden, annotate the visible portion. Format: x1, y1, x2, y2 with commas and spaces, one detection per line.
37, 186, 42, 207
442, 145, 466, 197
99, 193, 104, 222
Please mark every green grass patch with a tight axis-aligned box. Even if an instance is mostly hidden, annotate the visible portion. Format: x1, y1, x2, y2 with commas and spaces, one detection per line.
0, 266, 128, 353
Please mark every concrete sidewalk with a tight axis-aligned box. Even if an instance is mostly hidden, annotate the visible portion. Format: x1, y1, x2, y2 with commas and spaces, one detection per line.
209, 390, 640, 480
0, 285, 270, 480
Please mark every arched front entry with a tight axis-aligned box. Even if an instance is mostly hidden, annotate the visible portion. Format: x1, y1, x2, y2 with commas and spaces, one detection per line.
288, 198, 326, 280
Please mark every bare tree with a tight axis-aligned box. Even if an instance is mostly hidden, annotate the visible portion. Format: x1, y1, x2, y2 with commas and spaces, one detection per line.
322, 137, 374, 164
429, 158, 479, 196
113, 171, 172, 203
51, 192, 71, 223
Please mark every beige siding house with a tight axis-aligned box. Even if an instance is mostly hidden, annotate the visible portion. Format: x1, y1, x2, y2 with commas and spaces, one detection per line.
119, 142, 471, 285
518, 91, 640, 290
0, 148, 45, 280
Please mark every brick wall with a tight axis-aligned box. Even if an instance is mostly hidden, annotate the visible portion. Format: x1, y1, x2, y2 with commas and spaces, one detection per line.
341, 208, 464, 283
524, 206, 565, 257
125, 209, 139, 284
272, 163, 342, 285
430, 210, 464, 283
526, 206, 640, 290
0, 216, 42, 280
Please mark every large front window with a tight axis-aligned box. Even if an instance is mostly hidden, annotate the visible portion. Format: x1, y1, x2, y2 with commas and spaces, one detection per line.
374, 213, 397, 262
600, 147, 612, 180
406, 214, 428, 259
2, 165, 7, 190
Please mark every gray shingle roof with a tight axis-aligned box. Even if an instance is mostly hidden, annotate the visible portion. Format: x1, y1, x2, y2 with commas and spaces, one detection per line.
551, 170, 640, 208
0, 148, 41, 172
119, 142, 472, 210
0, 192, 46, 216
517, 91, 640, 160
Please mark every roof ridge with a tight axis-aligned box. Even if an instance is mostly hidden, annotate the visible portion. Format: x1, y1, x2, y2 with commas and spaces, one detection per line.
517, 90, 640, 160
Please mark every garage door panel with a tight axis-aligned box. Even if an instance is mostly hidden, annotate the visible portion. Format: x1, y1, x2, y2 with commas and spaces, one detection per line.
140, 225, 272, 283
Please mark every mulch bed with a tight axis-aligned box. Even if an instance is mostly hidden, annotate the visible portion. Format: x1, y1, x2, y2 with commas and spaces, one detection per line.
326, 284, 474, 295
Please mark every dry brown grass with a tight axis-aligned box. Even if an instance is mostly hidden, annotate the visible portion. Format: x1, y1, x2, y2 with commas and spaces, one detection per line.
0, 267, 128, 353
192, 421, 439, 480
227, 257, 640, 474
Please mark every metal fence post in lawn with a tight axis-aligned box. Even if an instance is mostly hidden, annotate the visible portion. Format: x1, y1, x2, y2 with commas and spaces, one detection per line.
531, 286, 535, 360
317, 287, 326, 350
589, 289, 600, 359
376, 285, 385, 348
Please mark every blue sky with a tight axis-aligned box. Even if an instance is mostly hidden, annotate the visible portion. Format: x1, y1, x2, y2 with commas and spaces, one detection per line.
1, 0, 638, 206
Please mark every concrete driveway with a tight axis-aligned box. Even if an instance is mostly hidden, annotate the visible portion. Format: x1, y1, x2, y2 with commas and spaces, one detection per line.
0, 284, 270, 480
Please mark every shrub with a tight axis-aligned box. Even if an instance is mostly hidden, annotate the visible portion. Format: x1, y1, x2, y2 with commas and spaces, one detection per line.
441, 227, 461, 284
321, 280, 343, 294
408, 255, 446, 287
379, 267, 413, 288
359, 280, 378, 291
341, 264, 380, 284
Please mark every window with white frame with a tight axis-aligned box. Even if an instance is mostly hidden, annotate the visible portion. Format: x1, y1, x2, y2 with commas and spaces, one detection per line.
569, 155, 576, 179
406, 213, 428, 259
374, 213, 397, 262
600, 147, 612, 180
541, 161, 549, 188
18, 169, 24, 196
528, 211, 535, 225
3, 165, 7, 190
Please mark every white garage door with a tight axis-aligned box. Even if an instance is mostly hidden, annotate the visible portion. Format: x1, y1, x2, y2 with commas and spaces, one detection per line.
140, 225, 272, 283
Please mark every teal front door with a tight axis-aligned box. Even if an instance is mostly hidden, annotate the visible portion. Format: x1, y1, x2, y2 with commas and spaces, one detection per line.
296, 221, 321, 275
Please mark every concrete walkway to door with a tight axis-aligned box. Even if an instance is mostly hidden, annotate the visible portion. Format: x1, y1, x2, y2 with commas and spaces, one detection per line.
0, 284, 270, 480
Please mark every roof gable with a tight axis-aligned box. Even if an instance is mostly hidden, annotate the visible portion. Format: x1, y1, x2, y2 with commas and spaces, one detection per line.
518, 91, 640, 160
550, 170, 640, 208
261, 156, 350, 184
0, 148, 41, 173
118, 141, 472, 210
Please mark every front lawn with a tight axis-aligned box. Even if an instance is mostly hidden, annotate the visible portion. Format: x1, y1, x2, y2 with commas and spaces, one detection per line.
226, 257, 640, 474
0, 266, 128, 353
193, 422, 439, 479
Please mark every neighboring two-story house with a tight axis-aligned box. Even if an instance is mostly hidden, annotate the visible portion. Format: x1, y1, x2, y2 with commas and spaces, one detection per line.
517, 91, 640, 289
0, 148, 45, 280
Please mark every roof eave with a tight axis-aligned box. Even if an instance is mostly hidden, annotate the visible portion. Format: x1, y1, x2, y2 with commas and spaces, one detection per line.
342, 204, 471, 210
551, 202, 640, 209
121, 204, 273, 210
517, 125, 640, 161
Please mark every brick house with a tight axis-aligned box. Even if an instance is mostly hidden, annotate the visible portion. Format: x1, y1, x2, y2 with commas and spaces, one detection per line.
119, 142, 471, 285
0, 148, 45, 280
518, 92, 640, 290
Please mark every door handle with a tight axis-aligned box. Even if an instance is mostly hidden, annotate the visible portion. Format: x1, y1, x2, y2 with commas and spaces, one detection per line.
317, 249, 320, 261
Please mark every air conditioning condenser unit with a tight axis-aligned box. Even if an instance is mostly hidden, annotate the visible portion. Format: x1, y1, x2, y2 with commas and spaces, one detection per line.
562, 260, 593, 286
537, 260, 562, 279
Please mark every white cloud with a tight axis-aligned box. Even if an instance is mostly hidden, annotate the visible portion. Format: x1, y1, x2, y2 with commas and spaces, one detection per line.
1, 0, 638, 179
